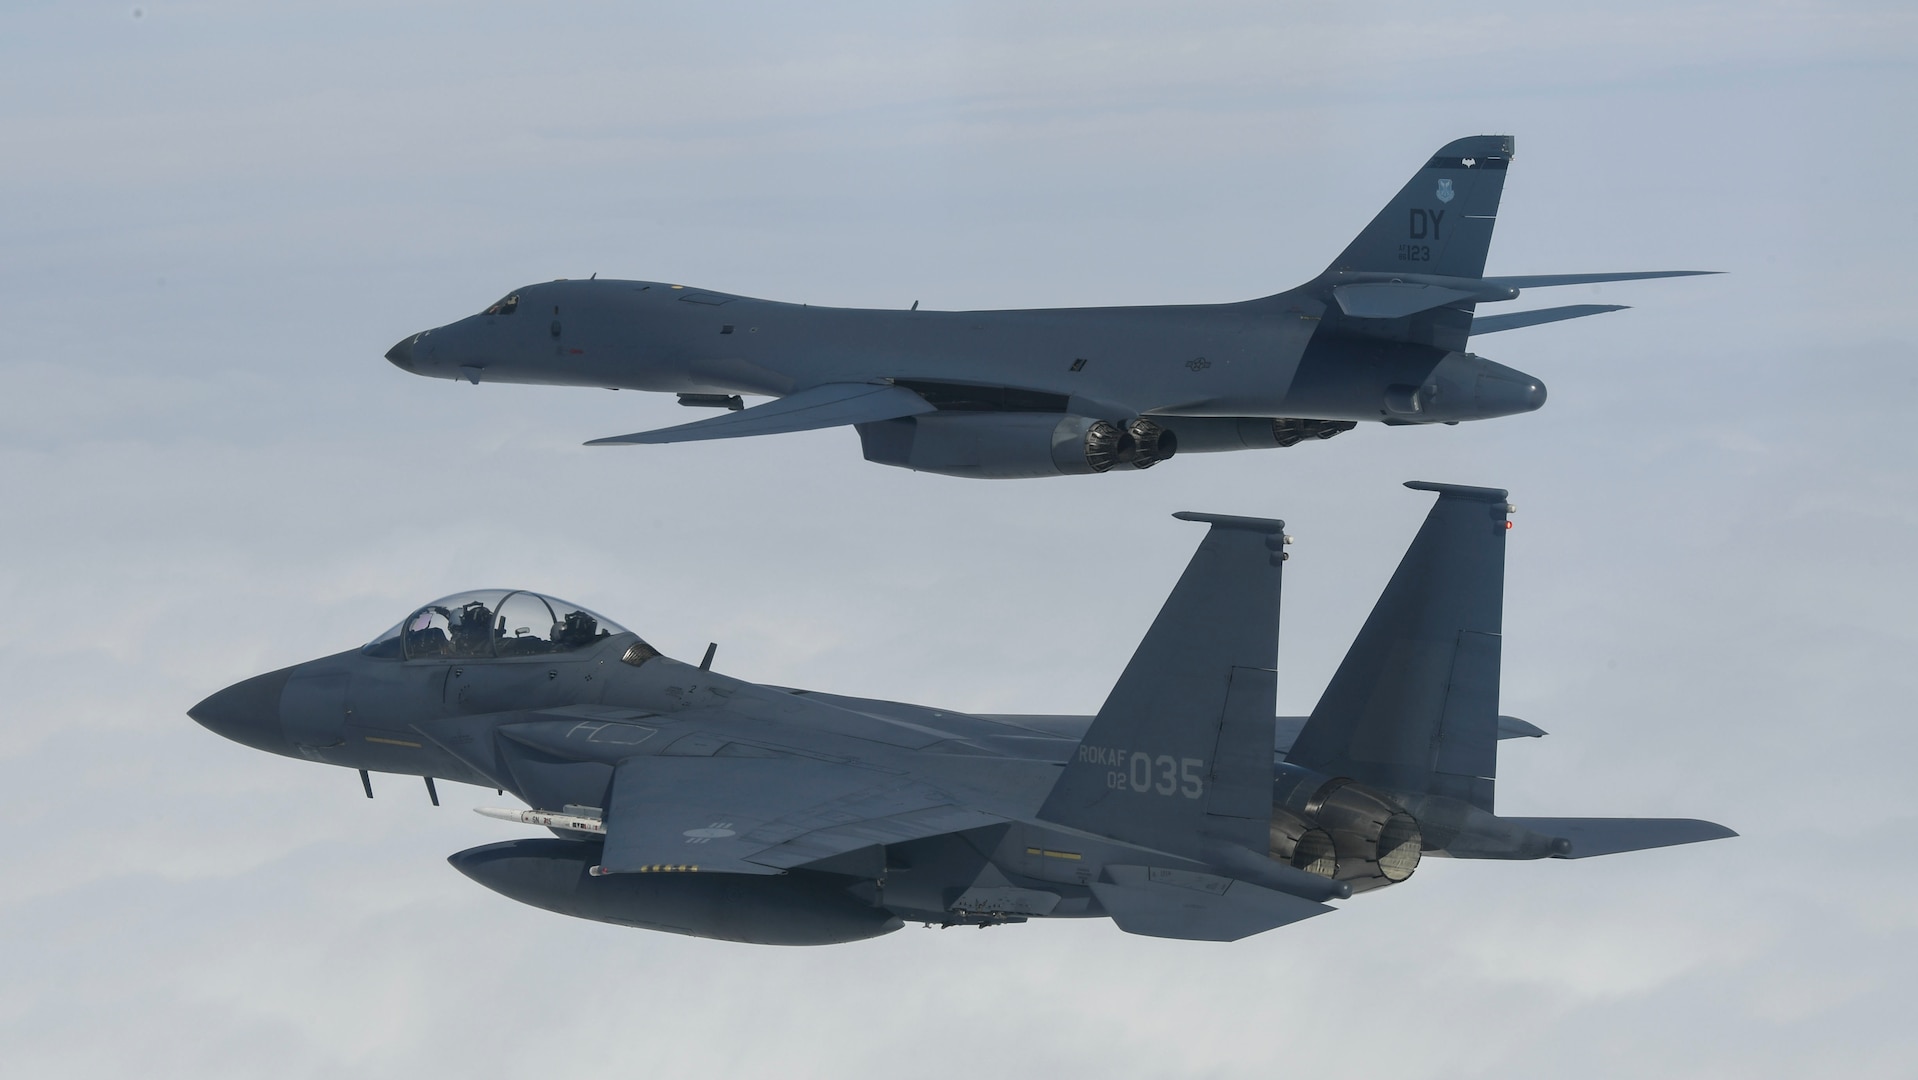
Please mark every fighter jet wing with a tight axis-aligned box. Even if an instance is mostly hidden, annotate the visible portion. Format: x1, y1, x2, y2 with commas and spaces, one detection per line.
586, 382, 934, 445
597, 756, 1004, 875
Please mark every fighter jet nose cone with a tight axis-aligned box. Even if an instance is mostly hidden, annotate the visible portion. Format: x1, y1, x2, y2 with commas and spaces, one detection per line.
385, 334, 418, 372
189, 668, 293, 753
1523, 379, 1547, 412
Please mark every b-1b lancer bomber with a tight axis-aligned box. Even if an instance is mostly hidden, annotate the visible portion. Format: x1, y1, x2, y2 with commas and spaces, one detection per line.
191, 482, 1732, 944
385, 136, 1710, 478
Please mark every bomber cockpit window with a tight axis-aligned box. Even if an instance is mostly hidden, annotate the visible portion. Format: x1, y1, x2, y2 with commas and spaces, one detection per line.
483, 293, 519, 316
361, 590, 632, 660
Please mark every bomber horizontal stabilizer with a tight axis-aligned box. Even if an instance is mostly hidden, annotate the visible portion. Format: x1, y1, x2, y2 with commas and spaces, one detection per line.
1485, 270, 1719, 289
1470, 304, 1627, 336
588, 382, 934, 445
1332, 281, 1485, 319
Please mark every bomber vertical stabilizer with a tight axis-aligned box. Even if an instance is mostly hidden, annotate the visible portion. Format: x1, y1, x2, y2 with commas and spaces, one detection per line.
1327, 136, 1513, 281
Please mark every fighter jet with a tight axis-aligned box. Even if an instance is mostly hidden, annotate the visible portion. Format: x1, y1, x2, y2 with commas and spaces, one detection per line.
190, 482, 1732, 943
384, 136, 1710, 478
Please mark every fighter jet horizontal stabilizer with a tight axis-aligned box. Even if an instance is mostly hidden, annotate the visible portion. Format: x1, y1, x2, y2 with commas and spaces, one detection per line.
588, 382, 934, 445
1500, 816, 1737, 858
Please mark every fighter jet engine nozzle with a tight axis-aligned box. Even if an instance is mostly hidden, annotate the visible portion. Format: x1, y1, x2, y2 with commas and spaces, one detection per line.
449, 838, 905, 945
1268, 811, 1338, 877
855, 413, 1177, 479
1272, 762, 1422, 893
1391, 352, 1547, 423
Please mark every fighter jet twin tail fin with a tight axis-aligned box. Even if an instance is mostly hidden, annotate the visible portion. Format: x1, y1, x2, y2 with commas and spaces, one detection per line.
1035, 482, 1732, 939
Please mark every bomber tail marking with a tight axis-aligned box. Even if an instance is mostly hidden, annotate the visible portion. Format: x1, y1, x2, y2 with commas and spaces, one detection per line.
1327, 136, 1514, 281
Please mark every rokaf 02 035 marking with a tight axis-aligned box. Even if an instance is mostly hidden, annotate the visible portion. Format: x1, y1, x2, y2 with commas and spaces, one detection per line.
1076, 744, 1205, 798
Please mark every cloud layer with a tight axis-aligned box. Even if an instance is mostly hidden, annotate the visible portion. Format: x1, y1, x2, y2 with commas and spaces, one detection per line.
2, 3, 1913, 1077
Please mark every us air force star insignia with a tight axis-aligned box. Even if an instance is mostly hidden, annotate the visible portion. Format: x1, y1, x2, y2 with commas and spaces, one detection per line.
1436, 178, 1455, 203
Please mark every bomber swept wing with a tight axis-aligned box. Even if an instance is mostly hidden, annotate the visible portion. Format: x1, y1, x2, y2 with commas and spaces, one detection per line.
587, 382, 933, 445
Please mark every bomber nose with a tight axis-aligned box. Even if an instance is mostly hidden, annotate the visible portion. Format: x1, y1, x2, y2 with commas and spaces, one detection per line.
385, 334, 419, 372
188, 669, 293, 753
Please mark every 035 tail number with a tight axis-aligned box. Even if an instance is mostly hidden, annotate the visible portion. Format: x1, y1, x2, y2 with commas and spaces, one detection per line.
1075, 745, 1206, 798
1111, 753, 1204, 798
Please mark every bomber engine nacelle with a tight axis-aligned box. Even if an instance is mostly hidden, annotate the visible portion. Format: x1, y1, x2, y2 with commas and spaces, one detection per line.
1268, 762, 1422, 894
855, 413, 1176, 479
856, 413, 1359, 479
449, 837, 904, 946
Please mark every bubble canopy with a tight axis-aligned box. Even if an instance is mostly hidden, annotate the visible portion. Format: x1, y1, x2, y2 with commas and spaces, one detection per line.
360, 590, 628, 660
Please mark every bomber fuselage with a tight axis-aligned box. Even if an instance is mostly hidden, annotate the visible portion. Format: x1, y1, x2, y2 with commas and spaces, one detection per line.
384, 278, 1546, 426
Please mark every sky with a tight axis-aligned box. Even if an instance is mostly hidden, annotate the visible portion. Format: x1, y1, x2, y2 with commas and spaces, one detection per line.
2, 2, 1914, 1077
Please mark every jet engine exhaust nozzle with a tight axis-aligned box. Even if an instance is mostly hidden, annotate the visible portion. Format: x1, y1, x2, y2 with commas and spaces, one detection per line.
1271, 764, 1423, 893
